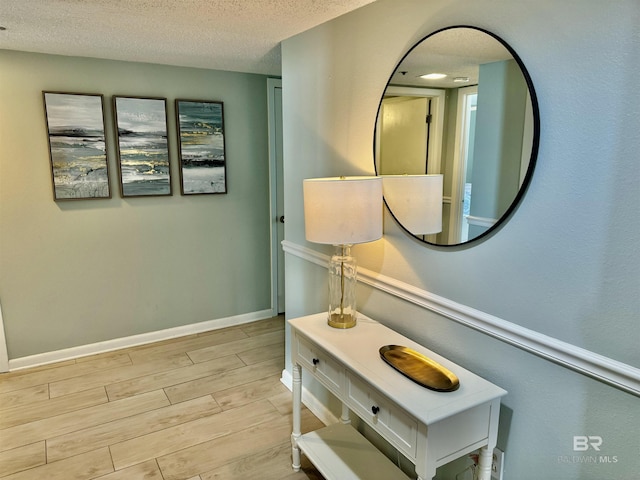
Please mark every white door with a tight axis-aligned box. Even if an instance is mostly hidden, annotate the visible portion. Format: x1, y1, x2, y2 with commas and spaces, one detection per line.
379, 96, 429, 175
267, 79, 285, 314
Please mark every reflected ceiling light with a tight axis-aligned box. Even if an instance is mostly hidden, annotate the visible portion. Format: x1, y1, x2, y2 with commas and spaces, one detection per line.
420, 73, 447, 80
454, 77, 470, 83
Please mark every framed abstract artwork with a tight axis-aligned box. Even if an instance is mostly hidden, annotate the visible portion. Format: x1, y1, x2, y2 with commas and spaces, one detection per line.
175, 100, 227, 195
43, 92, 111, 200
113, 96, 172, 197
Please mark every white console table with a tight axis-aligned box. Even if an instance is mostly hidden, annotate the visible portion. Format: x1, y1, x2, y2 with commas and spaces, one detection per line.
290, 313, 507, 480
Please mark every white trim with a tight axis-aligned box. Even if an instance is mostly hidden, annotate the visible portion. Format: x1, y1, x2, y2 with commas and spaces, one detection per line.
282, 240, 640, 397
466, 215, 497, 228
281, 367, 292, 388
281, 369, 339, 426
8, 309, 274, 372
0, 302, 9, 373
282, 240, 329, 269
450, 86, 478, 244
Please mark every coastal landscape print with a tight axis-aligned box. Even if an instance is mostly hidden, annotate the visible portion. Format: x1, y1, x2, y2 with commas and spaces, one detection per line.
43, 92, 110, 200
176, 100, 226, 195
114, 97, 171, 197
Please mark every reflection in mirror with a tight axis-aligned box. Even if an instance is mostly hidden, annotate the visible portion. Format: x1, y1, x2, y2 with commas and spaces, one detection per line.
382, 174, 443, 236
375, 26, 539, 246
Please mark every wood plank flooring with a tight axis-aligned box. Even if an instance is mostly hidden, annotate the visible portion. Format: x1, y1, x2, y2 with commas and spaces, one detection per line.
0, 315, 325, 479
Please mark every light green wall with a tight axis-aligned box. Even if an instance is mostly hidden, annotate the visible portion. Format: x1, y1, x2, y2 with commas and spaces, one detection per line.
469, 59, 528, 238
0, 50, 272, 359
281, 1, 639, 479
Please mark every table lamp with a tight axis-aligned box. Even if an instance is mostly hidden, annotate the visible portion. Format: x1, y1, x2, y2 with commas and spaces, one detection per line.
303, 176, 382, 328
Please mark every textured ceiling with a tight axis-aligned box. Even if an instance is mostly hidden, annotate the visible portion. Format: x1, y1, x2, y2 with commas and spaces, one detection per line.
0, 0, 376, 74
389, 28, 514, 89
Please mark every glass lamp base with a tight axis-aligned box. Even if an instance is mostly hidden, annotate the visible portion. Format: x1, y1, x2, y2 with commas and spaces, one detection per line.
327, 245, 358, 329
328, 312, 357, 329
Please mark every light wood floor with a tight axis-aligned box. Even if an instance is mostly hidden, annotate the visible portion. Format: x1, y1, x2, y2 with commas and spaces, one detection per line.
0, 315, 325, 479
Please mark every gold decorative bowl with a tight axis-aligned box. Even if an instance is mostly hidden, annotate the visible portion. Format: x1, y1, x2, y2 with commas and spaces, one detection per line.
379, 345, 460, 392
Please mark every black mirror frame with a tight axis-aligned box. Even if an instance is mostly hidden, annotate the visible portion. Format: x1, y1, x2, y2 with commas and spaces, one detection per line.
374, 25, 540, 247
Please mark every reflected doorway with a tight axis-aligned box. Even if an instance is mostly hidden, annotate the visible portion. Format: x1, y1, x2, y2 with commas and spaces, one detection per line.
451, 86, 477, 244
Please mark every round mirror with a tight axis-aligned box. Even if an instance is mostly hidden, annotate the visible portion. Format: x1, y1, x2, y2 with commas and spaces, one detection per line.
375, 26, 539, 246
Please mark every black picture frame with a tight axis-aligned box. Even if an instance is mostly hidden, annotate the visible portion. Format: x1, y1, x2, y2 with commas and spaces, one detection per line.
175, 99, 227, 195
113, 96, 172, 197
43, 91, 111, 200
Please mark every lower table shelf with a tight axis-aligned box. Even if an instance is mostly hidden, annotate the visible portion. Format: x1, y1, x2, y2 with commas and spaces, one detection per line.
297, 423, 410, 480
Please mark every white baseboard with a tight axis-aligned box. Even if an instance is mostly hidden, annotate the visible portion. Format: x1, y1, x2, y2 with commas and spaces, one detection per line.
8, 309, 274, 372
0, 302, 8, 373
282, 240, 640, 397
280, 369, 339, 426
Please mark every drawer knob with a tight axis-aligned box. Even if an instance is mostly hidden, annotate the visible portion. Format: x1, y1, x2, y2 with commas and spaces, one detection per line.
371, 406, 380, 415
312, 358, 320, 365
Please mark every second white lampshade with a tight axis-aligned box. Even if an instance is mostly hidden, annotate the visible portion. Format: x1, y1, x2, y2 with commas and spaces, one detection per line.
382, 174, 443, 235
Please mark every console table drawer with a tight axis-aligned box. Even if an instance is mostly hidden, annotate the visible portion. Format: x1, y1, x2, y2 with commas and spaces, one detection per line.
294, 333, 344, 394
347, 372, 418, 459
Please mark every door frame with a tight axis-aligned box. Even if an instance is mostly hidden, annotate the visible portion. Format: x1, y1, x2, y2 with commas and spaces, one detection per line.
449, 85, 478, 244
267, 78, 284, 316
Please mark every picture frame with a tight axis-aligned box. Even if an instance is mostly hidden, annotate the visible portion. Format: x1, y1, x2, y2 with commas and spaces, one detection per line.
113, 96, 172, 197
43, 92, 111, 200
175, 99, 227, 195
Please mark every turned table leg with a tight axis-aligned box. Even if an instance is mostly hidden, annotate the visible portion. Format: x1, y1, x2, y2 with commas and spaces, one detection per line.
291, 363, 302, 471
477, 445, 493, 480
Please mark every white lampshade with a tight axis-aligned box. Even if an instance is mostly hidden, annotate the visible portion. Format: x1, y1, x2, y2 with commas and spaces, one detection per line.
303, 176, 383, 245
382, 174, 443, 235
